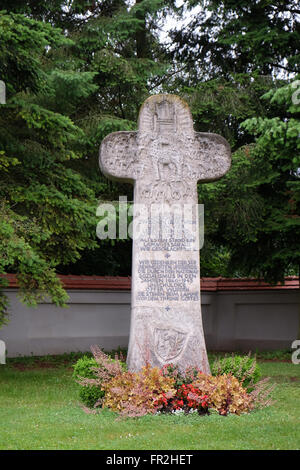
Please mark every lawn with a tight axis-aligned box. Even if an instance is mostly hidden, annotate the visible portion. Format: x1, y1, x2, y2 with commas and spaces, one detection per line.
0, 353, 299, 450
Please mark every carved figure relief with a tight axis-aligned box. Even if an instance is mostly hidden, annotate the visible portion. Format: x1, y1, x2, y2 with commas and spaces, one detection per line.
150, 135, 184, 181
154, 327, 188, 362
130, 306, 192, 365
100, 96, 231, 199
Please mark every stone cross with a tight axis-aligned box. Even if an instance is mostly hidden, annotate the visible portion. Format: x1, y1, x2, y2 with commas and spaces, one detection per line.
99, 95, 231, 373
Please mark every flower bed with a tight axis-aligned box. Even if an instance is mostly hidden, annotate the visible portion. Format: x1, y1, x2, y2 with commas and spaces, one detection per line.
74, 346, 274, 418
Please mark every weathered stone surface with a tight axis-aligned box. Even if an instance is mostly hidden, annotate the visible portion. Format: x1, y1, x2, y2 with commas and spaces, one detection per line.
99, 94, 231, 373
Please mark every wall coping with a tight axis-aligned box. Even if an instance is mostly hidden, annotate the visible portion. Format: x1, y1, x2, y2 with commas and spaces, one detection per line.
2, 273, 299, 292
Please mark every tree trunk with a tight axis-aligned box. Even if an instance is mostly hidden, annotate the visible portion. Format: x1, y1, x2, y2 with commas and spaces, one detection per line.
135, 0, 148, 59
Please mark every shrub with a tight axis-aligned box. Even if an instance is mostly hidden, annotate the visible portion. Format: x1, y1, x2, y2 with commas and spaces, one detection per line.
73, 355, 98, 380
193, 373, 254, 415
160, 363, 186, 388
73, 355, 105, 408
160, 363, 203, 388
155, 383, 210, 415
73, 346, 126, 408
78, 383, 105, 409
103, 365, 257, 417
249, 377, 276, 410
157, 372, 253, 416
103, 364, 176, 417
211, 354, 261, 390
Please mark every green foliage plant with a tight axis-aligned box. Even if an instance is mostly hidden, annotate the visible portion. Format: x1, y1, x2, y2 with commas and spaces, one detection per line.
211, 354, 261, 390
73, 355, 104, 408
73, 345, 126, 408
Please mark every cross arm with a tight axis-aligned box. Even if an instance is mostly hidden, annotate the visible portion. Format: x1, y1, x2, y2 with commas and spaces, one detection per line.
99, 131, 139, 183
193, 132, 231, 182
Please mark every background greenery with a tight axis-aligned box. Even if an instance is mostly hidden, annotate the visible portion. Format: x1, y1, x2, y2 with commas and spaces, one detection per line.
0, 0, 299, 325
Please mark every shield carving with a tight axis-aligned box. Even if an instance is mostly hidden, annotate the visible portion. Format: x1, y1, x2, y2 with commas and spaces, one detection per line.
154, 327, 188, 362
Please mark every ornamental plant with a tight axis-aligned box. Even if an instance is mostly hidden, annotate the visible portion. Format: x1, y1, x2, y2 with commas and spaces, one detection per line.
160, 363, 203, 388
173, 384, 209, 414
154, 383, 210, 415
102, 365, 262, 417
103, 364, 177, 417
73, 355, 104, 408
193, 373, 254, 416
155, 372, 254, 416
74, 345, 125, 408
211, 354, 261, 391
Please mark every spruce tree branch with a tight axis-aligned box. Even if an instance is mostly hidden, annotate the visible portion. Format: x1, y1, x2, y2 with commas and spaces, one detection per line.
282, 9, 300, 15
148, 64, 190, 91
268, 62, 297, 73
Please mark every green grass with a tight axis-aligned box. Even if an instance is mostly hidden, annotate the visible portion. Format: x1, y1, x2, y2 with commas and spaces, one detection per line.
0, 353, 299, 450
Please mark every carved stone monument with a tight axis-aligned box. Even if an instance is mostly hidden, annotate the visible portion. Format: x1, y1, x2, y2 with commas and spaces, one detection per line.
99, 94, 231, 373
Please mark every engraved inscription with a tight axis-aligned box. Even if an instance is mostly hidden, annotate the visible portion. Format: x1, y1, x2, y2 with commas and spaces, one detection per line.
137, 259, 199, 301
139, 212, 197, 252
140, 237, 196, 252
